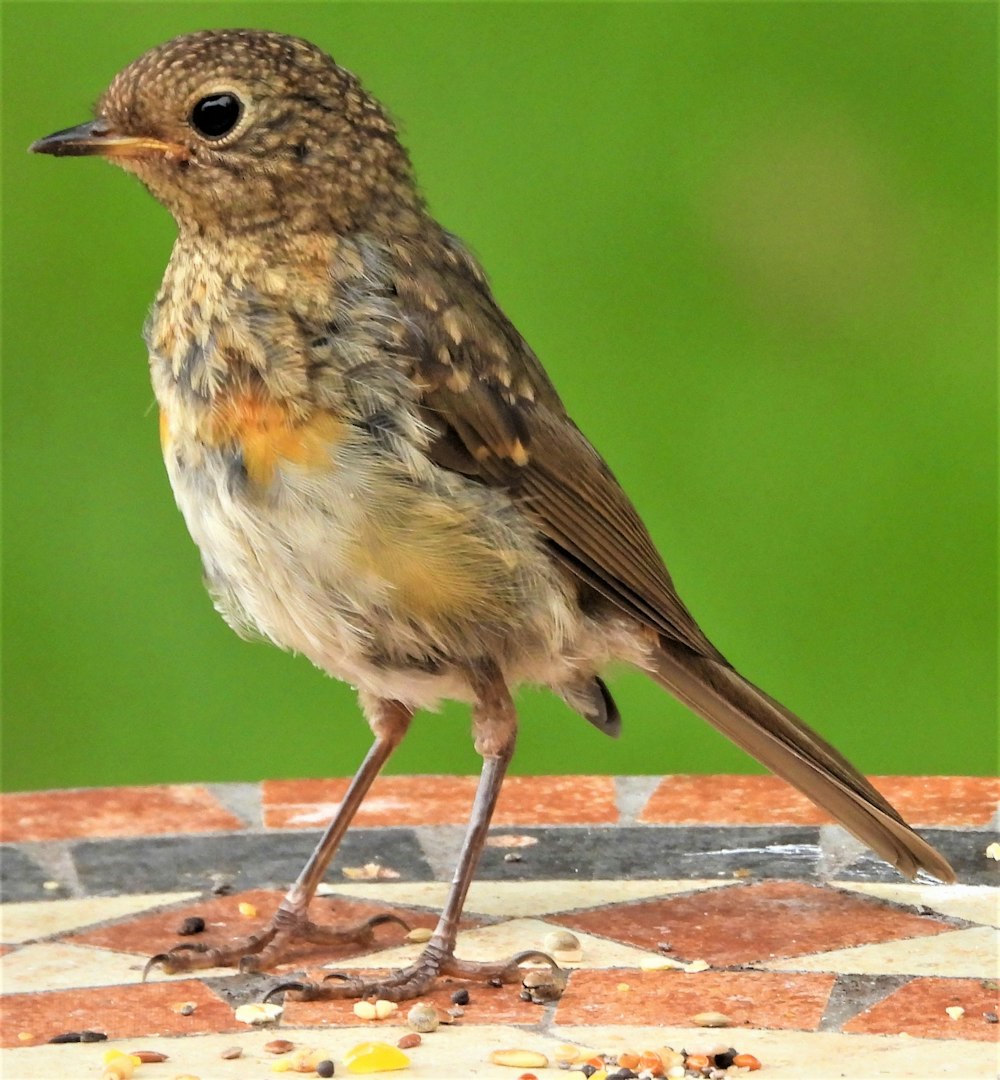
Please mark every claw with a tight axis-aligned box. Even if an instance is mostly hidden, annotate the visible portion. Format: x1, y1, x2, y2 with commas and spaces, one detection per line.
263, 980, 312, 1003
142, 953, 174, 981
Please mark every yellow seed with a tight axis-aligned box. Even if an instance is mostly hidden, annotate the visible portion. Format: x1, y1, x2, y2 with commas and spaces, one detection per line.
616, 982, 631, 992
17, 1033, 33, 1042
234, 1002, 283, 1024
374, 999, 398, 1020
405, 927, 432, 943
271, 1061, 292, 1073
353, 1000, 378, 1020
238, 902, 257, 917
946, 1006, 966, 1020
488, 1049, 549, 1068
683, 959, 710, 973
343, 1041, 411, 1073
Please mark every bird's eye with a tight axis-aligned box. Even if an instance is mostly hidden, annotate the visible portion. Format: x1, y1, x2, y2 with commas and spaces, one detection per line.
189, 93, 243, 139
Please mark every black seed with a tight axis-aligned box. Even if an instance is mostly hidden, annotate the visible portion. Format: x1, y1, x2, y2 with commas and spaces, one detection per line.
580, 1068, 597, 1079
177, 916, 205, 936
985, 1011, 999, 1023
79, 1030, 108, 1042
316, 1060, 335, 1077
712, 1048, 738, 1069
48, 1032, 83, 1044
488, 976, 503, 988
450, 988, 470, 1005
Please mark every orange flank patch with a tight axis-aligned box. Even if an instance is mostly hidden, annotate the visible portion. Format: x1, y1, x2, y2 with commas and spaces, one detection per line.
206, 393, 344, 485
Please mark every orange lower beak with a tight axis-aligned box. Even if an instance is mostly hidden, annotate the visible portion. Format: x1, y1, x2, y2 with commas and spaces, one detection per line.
30, 119, 186, 160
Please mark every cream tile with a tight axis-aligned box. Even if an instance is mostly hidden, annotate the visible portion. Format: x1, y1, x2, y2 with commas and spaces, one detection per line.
553, 1026, 998, 1079
0, 941, 235, 993
759, 925, 1000, 978
319, 879, 735, 918
0, 892, 200, 944
834, 881, 1000, 927
331, 917, 667, 970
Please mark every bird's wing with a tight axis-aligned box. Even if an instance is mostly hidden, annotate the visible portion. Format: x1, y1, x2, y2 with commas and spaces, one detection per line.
397, 235, 721, 660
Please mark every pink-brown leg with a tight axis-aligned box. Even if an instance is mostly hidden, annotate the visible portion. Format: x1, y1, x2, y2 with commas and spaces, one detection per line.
267, 665, 564, 1002
145, 698, 412, 978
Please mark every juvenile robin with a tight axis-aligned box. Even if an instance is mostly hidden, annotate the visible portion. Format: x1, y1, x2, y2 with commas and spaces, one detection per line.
32, 29, 954, 1001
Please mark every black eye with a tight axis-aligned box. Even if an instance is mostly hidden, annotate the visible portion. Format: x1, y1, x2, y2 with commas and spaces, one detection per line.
190, 93, 243, 139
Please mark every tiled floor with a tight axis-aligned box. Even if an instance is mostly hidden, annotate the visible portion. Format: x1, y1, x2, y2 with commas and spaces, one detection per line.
1, 775, 997, 1079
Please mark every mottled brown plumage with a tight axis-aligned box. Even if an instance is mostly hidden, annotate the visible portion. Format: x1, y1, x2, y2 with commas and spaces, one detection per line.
32, 29, 953, 1001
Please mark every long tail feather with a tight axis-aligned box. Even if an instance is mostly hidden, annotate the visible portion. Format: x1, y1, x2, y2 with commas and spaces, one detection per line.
649, 640, 955, 882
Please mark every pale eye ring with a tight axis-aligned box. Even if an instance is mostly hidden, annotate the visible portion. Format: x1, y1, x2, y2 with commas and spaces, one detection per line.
189, 92, 243, 139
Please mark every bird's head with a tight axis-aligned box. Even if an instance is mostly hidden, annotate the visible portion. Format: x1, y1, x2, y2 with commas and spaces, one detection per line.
31, 29, 420, 236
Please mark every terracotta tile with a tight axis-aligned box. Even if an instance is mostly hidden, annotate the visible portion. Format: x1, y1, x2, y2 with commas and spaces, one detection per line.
0, 978, 239, 1048
66, 889, 452, 968
866, 776, 1000, 826
844, 976, 1000, 1041
638, 774, 999, 827
554, 968, 836, 1030
0, 786, 244, 842
1, 893, 201, 944
263, 774, 618, 828
552, 882, 955, 966
639, 775, 829, 825
282, 972, 541, 1026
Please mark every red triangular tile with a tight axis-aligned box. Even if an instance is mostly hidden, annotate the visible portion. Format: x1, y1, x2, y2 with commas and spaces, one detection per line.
552, 882, 956, 965
844, 976, 1000, 1040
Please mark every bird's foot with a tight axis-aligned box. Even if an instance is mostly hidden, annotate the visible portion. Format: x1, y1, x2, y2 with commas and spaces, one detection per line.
264, 947, 565, 1003
143, 911, 409, 979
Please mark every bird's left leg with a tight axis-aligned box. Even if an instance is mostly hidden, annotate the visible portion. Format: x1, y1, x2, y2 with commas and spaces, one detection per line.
268, 662, 563, 1002
145, 697, 412, 977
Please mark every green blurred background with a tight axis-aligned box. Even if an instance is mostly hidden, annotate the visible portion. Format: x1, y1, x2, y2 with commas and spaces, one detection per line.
3, 2, 996, 792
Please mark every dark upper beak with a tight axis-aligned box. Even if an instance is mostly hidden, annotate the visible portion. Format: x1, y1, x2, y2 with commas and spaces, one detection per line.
30, 119, 186, 160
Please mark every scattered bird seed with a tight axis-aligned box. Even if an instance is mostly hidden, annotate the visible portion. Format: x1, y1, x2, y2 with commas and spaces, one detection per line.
234, 1002, 283, 1024
179, 1002, 197, 1016
16, 1032, 33, 1042
543, 930, 580, 953
220, 1046, 243, 1059
238, 901, 258, 918
316, 1061, 335, 1078
265, 1039, 295, 1054
405, 927, 432, 944
711, 1048, 738, 1069
692, 1011, 733, 1028
406, 1002, 439, 1033
488, 1049, 549, 1068
732, 1052, 762, 1070
43, 880, 60, 891
397, 1033, 421, 1049
342, 1041, 410, 1072
984, 1012, 998, 1023
374, 999, 398, 1020
946, 1006, 966, 1020
353, 1001, 378, 1021
80, 1030, 109, 1042
177, 916, 206, 936
985, 842, 1000, 861
49, 1032, 84, 1044
450, 988, 470, 1006
503, 852, 522, 863
129, 1050, 168, 1062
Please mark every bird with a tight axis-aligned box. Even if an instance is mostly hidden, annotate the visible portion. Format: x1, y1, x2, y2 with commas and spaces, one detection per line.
32, 28, 954, 1001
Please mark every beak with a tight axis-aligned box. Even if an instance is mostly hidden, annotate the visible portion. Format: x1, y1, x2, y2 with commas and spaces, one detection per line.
30, 119, 186, 160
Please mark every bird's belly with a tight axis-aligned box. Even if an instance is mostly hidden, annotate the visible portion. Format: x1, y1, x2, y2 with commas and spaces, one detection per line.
161, 439, 585, 706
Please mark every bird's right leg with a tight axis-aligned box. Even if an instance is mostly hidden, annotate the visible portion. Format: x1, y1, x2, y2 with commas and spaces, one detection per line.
145, 697, 413, 977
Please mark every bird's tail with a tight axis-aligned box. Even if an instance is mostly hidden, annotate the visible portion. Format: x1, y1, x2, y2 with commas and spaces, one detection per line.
648, 639, 955, 882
